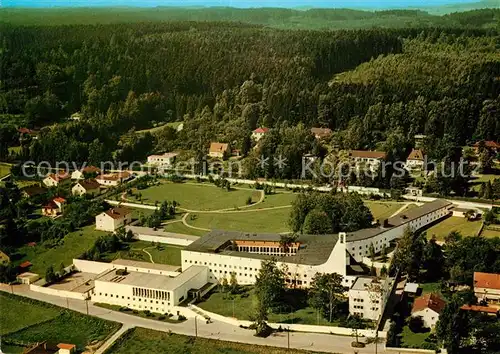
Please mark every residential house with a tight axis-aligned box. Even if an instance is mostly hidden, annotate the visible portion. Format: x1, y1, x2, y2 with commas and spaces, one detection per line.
473, 140, 500, 154
72, 179, 101, 196
0, 249, 10, 264
71, 166, 101, 180
411, 293, 446, 329
348, 150, 387, 173
405, 149, 425, 171
414, 134, 427, 148
208, 142, 230, 159
19, 261, 32, 271
17, 272, 41, 285
43, 172, 71, 187
460, 305, 499, 316
473, 272, 500, 304
42, 197, 66, 217
22, 341, 76, 354
21, 185, 47, 198
95, 206, 132, 232
18, 127, 39, 140
348, 276, 391, 321
96, 171, 132, 187
251, 127, 269, 142
147, 152, 178, 167
311, 127, 332, 140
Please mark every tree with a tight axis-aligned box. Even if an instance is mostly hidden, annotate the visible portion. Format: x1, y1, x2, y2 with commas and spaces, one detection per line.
369, 243, 376, 261
45, 265, 57, 284
422, 236, 444, 281
348, 314, 364, 344
221, 276, 229, 298
436, 294, 471, 354
308, 273, 344, 322
409, 316, 424, 333
58, 262, 65, 276
303, 208, 332, 234
390, 227, 425, 280
229, 272, 239, 294
254, 259, 285, 323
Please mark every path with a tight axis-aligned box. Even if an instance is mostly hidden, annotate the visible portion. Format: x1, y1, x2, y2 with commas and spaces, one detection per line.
182, 213, 211, 232
95, 323, 132, 354
389, 203, 411, 218
1, 285, 386, 354
142, 247, 155, 263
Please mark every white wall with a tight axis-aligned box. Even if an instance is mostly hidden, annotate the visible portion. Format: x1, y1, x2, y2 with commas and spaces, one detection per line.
74, 259, 113, 274
412, 309, 440, 329
132, 233, 193, 246
30, 284, 89, 300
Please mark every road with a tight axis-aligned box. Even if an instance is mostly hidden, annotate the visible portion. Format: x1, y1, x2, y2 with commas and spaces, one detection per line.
1, 284, 386, 354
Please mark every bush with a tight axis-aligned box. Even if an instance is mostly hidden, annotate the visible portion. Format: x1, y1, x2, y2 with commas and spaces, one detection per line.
408, 315, 425, 333
246, 196, 253, 205
178, 314, 186, 321
158, 315, 166, 320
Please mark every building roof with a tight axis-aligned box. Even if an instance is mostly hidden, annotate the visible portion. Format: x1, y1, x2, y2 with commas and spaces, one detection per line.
57, 343, 76, 350
53, 197, 66, 204
111, 259, 180, 273
46, 172, 71, 182
21, 185, 47, 197
81, 165, 101, 174
350, 276, 387, 292
412, 293, 446, 314
460, 305, 499, 314
19, 261, 32, 268
103, 207, 131, 220
43, 201, 59, 209
253, 127, 269, 134
349, 150, 387, 160
473, 141, 500, 149
97, 171, 131, 181
77, 179, 100, 190
17, 271, 39, 278
126, 226, 199, 242
96, 265, 206, 291
474, 272, 500, 290
209, 142, 229, 154
185, 230, 339, 266
23, 341, 60, 354
311, 127, 332, 138
148, 152, 178, 159
407, 149, 424, 161
404, 282, 419, 294
346, 200, 452, 242
18, 127, 36, 134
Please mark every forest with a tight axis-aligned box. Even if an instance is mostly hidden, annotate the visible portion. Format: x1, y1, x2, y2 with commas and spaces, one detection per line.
0, 9, 499, 184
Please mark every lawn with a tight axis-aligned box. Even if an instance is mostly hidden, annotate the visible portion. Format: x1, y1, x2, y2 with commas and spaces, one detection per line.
247, 192, 297, 209
138, 182, 255, 211
105, 327, 320, 354
399, 325, 434, 350
101, 240, 183, 266
1, 293, 120, 352
470, 173, 499, 192
480, 228, 500, 239
163, 219, 207, 237
0, 163, 12, 178
197, 288, 342, 326
425, 216, 482, 240
12, 225, 109, 274
188, 208, 291, 233
365, 201, 404, 220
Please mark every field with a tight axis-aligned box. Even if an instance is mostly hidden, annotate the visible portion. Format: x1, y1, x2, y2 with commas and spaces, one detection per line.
163, 220, 208, 236
399, 325, 434, 350
1, 293, 120, 352
197, 288, 343, 326
188, 208, 291, 233
0, 163, 12, 178
101, 240, 183, 266
247, 192, 297, 209
470, 173, 499, 192
424, 216, 482, 240
12, 225, 108, 274
105, 327, 320, 354
138, 182, 256, 211
364, 201, 404, 220
480, 228, 500, 238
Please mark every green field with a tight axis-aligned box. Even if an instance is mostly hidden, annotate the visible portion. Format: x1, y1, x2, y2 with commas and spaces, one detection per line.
138, 182, 255, 211
399, 325, 434, 350
163, 220, 207, 237
102, 240, 183, 266
197, 288, 342, 326
105, 327, 319, 354
480, 228, 500, 238
189, 208, 291, 233
1, 293, 120, 352
365, 201, 404, 220
0, 163, 12, 178
246, 192, 297, 209
425, 216, 483, 240
13, 225, 109, 274
470, 173, 499, 192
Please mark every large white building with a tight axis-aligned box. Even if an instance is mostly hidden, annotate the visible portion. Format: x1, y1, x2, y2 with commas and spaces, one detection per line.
147, 153, 178, 167
349, 276, 392, 321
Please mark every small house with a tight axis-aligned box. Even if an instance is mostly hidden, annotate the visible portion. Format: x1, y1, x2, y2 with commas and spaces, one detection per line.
72, 179, 101, 196
411, 293, 446, 329
95, 206, 132, 232
96, 171, 132, 187
147, 152, 178, 167
43, 172, 71, 187
252, 127, 269, 142
405, 149, 425, 170
310, 127, 332, 140
208, 142, 230, 159
71, 166, 101, 180
474, 272, 500, 304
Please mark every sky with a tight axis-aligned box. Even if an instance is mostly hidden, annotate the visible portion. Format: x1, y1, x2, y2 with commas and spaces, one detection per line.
2, 0, 482, 9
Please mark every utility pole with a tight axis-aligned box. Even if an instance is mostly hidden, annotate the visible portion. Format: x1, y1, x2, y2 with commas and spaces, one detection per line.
85, 300, 89, 315
194, 316, 198, 337
287, 328, 290, 349
232, 298, 235, 318
66, 298, 69, 309
10, 284, 13, 294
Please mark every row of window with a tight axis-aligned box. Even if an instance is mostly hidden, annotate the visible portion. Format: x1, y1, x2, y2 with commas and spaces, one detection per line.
98, 293, 171, 306
132, 287, 170, 301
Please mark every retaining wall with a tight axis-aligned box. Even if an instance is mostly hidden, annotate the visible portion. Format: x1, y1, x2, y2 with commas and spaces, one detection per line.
30, 284, 89, 300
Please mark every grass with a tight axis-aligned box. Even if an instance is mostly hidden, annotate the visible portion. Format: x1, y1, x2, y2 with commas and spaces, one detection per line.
365, 201, 404, 220
95, 303, 186, 323
163, 219, 207, 236
138, 182, 255, 211
1, 293, 120, 351
12, 225, 109, 274
419, 282, 443, 297
246, 192, 297, 209
470, 173, 499, 192
101, 240, 183, 266
105, 327, 322, 354
424, 216, 483, 241
197, 288, 342, 326
480, 228, 500, 238
399, 325, 433, 349
0, 163, 12, 178
188, 208, 291, 233
136, 121, 183, 134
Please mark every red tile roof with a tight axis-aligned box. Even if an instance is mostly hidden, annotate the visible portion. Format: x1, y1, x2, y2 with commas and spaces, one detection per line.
47, 172, 71, 182
460, 305, 499, 314
104, 207, 131, 220
97, 171, 131, 181
18, 127, 34, 134
52, 197, 66, 204
78, 179, 101, 190
253, 127, 269, 134
43, 201, 59, 209
474, 272, 500, 290
311, 127, 332, 138
349, 150, 387, 160
473, 141, 500, 149
412, 293, 446, 314
209, 142, 229, 154
81, 166, 101, 173
407, 149, 424, 161
57, 343, 76, 350
19, 261, 32, 268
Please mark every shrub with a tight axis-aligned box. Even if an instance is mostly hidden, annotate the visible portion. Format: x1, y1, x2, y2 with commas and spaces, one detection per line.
178, 314, 186, 321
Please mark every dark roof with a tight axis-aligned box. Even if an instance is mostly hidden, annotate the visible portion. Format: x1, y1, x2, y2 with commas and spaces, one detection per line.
104, 207, 131, 220
21, 185, 47, 197
349, 150, 387, 159
23, 342, 59, 354
78, 179, 100, 190
185, 230, 339, 266
346, 200, 452, 242
412, 293, 446, 314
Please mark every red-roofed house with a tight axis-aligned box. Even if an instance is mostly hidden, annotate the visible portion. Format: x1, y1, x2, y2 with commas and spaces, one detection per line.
43, 172, 71, 187
411, 293, 446, 328
72, 179, 101, 196
252, 127, 269, 142
473, 141, 500, 154
95, 206, 132, 232
405, 149, 425, 170
42, 197, 66, 217
71, 166, 101, 180
474, 272, 500, 304
95, 171, 132, 187
57, 343, 76, 354
348, 150, 387, 173
460, 305, 499, 316
311, 127, 332, 140
208, 142, 230, 159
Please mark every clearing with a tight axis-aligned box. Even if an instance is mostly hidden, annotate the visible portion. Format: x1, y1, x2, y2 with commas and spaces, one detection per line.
424, 216, 482, 240
364, 201, 404, 220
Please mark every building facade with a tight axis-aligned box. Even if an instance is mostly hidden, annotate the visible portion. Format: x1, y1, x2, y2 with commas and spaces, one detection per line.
348, 276, 391, 321
348, 150, 387, 173
411, 293, 446, 329
95, 207, 132, 232
474, 272, 500, 304
147, 153, 178, 167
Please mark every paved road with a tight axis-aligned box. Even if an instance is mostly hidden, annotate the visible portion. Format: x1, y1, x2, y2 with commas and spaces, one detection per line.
2, 285, 386, 354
